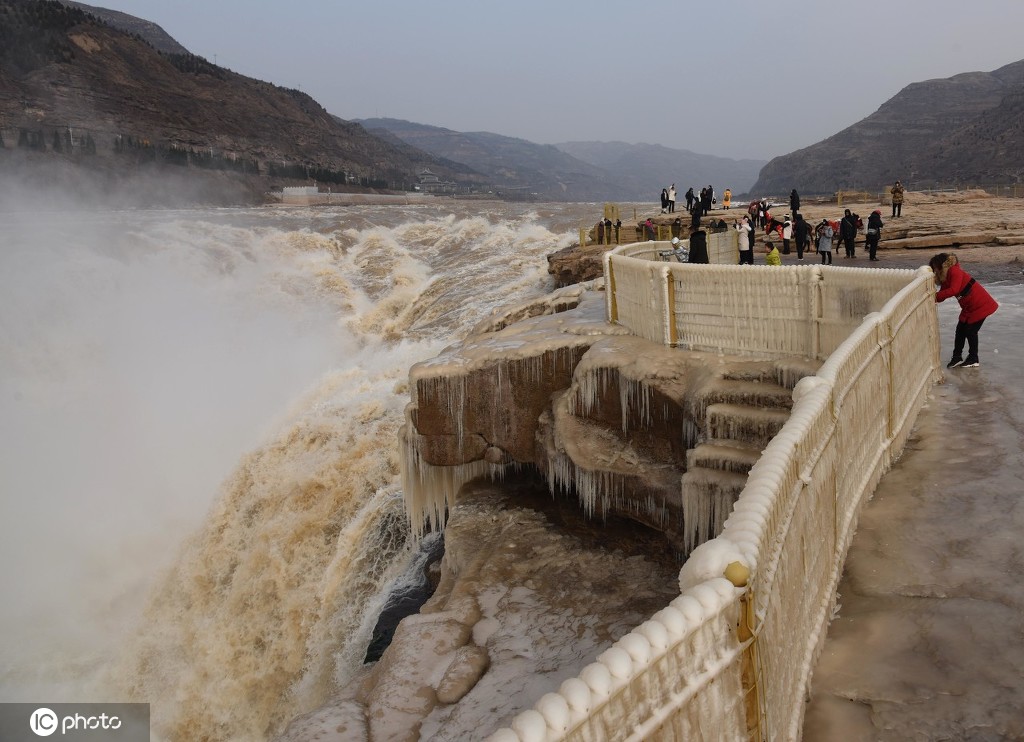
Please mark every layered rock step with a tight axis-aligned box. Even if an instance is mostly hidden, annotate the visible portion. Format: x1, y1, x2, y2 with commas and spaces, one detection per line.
704, 403, 791, 450
677, 369, 809, 554
686, 441, 763, 475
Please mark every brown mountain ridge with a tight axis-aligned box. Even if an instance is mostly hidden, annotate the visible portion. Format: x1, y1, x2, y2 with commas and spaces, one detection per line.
751, 60, 1024, 195
0, 0, 482, 204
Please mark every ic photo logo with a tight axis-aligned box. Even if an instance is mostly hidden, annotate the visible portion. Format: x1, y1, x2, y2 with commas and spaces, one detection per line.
29, 707, 58, 736
29, 706, 123, 736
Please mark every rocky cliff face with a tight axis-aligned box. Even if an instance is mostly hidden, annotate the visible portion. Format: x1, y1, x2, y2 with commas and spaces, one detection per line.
0, 0, 473, 202
752, 60, 1024, 194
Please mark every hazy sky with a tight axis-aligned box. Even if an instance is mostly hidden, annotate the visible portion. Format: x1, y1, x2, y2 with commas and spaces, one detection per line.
92, 0, 1021, 161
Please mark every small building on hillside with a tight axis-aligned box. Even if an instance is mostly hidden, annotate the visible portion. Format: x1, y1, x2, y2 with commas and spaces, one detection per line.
416, 169, 456, 194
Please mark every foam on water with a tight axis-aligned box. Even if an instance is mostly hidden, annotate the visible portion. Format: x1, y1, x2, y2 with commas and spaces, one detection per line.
0, 200, 606, 739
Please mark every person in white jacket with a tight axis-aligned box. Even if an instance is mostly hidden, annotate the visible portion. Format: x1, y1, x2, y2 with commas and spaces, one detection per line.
736, 216, 754, 265
782, 215, 793, 255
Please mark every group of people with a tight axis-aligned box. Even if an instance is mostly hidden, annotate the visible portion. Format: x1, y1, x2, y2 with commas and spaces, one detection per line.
658, 180, 909, 263
654, 181, 997, 369
732, 206, 886, 266
660, 185, 678, 213
736, 212, 810, 264
812, 208, 886, 263
747, 197, 775, 228
661, 185, 723, 217
594, 217, 623, 244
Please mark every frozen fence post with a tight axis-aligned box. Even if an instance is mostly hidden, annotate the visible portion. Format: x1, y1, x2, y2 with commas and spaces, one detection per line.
726, 561, 765, 742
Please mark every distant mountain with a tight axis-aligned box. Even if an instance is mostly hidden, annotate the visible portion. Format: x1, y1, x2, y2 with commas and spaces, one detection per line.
752, 60, 1024, 195
357, 119, 765, 202
555, 141, 765, 200
356, 118, 633, 201
0, 0, 474, 203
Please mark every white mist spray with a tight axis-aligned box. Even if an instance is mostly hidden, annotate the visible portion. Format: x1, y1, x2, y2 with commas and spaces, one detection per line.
0, 199, 602, 740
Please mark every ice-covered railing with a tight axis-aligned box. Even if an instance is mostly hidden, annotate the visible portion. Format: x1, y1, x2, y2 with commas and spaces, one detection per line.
488, 266, 940, 741
605, 241, 919, 360
614, 231, 740, 265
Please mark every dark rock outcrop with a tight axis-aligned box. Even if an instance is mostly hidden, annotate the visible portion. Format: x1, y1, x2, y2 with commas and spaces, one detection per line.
546, 242, 608, 288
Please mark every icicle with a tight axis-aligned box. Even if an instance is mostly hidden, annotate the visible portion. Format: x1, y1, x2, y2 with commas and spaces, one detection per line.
400, 424, 510, 539
681, 477, 741, 554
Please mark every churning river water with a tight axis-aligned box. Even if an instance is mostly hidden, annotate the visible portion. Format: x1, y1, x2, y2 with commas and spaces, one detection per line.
0, 200, 622, 739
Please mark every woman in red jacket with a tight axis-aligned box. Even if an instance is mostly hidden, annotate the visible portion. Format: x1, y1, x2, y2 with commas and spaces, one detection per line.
929, 253, 999, 368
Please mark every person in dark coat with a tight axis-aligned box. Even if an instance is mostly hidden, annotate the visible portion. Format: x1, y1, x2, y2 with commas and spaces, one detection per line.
865, 209, 883, 261
688, 229, 709, 263
790, 189, 800, 216
660, 188, 669, 213
685, 187, 694, 213
690, 206, 701, 232
815, 219, 833, 265
794, 213, 810, 260
929, 253, 999, 368
839, 208, 858, 258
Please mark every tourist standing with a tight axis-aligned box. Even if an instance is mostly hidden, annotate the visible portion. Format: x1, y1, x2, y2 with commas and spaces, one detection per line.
794, 213, 810, 260
790, 189, 800, 217
782, 214, 793, 255
815, 219, 833, 265
737, 216, 754, 265
668, 184, 677, 213
891, 180, 905, 217
660, 188, 669, 214
685, 187, 695, 213
723, 188, 732, 209
840, 208, 858, 258
688, 228, 709, 263
866, 209, 883, 261
929, 253, 998, 368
